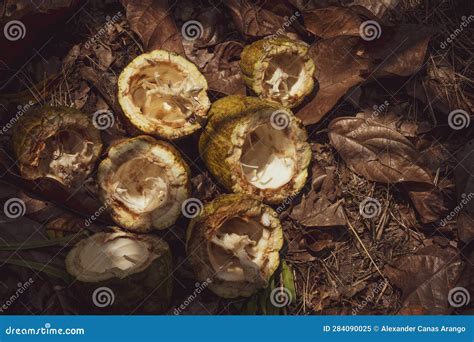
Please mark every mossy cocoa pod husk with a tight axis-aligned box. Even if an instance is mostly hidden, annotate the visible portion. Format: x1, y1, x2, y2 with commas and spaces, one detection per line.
97, 135, 191, 232
199, 95, 311, 204
12, 106, 103, 188
66, 230, 172, 314
240, 37, 315, 108
118, 49, 211, 140
186, 193, 283, 298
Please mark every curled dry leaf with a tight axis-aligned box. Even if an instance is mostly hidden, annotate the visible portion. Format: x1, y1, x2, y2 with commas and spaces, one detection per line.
328, 117, 433, 184
384, 244, 463, 315
121, 0, 184, 54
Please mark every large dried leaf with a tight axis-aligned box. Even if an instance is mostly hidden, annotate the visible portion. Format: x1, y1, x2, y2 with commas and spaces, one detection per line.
121, 0, 184, 53
385, 245, 463, 315
297, 36, 370, 125
302, 6, 377, 38
328, 117, 433, 184
297, 25, 432, 125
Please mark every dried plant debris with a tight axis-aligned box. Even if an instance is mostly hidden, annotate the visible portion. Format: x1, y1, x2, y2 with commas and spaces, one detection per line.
0, 0, 472, 316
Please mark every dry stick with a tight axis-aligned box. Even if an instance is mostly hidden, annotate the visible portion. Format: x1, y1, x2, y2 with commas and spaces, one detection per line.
344, 210, 386, 281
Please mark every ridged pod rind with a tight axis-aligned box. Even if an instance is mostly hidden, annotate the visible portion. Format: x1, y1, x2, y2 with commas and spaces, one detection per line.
199, 95, 311, 204
97, 135, 191, 232
118, 49, 210, 140
186, 194, 283, 298
12, 105, 102, 187
240, 37, 315, 108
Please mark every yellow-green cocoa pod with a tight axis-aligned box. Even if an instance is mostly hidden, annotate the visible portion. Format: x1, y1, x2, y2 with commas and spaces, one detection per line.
66, 230, 173, 313
118, 49, 211, 140
97, 135, 191, 232
240, 37, 315, 108
12, 106, 103, 188
199, 95, 311, 204
186, 194, 283, 298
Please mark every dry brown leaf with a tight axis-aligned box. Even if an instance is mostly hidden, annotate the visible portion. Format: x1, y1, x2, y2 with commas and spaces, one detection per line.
297, 36, 370, 125
385, 245, 463, 315
302, 6, 377, 38
328, 117, 434, 184
201, 41, 246, 95
121, 0, 184, 53
454, 139, 474, 243
291, 166, 345, 227
406, 184, 449, 224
